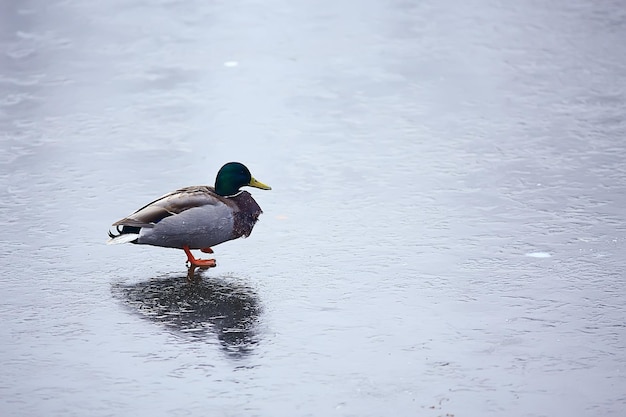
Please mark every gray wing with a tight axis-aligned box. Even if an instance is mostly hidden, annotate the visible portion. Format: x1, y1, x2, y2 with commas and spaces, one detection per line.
112, 186, 220, 228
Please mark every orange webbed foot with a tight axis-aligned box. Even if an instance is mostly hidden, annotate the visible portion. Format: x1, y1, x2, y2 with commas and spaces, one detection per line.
190, 258, 217, 268
200, 247, 214, 254
183, 245, 217, 268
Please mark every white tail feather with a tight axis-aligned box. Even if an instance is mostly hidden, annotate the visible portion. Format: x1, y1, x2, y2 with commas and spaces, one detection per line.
107, 233, 140, 245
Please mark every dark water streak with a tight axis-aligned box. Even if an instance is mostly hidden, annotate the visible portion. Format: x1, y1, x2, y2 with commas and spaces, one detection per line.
112, 273, 262, 359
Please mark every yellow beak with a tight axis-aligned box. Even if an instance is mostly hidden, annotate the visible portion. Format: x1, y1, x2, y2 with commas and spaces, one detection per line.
248, 177, 272, 190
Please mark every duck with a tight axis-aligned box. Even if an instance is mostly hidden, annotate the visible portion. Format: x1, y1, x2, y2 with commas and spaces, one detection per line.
107, 162, 271, 268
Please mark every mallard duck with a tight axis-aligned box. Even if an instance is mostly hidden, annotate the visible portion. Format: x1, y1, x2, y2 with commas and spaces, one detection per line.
107, 162, 271, 267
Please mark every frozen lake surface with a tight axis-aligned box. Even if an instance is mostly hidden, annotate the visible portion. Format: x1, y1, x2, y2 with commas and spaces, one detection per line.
1, 0, 625, 416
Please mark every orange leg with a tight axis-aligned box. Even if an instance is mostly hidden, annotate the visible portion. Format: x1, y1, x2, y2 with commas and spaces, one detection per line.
183, 245, 216, 268
200, 247, 214, 254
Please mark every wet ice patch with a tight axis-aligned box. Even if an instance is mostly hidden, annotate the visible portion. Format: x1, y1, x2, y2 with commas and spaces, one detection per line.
525, 251, 551, 258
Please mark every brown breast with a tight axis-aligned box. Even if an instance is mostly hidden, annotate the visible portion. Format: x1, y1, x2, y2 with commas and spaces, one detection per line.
229, 191, 263, 238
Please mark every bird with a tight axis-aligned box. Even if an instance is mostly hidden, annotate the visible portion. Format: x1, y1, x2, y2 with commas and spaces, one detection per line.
107, 162, 271, 268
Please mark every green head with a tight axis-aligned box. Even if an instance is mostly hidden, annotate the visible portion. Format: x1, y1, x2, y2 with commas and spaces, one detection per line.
215, 162, 272, 197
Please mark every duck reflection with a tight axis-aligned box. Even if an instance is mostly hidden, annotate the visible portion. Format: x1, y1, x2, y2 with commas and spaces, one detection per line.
112, 269, 262, 359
